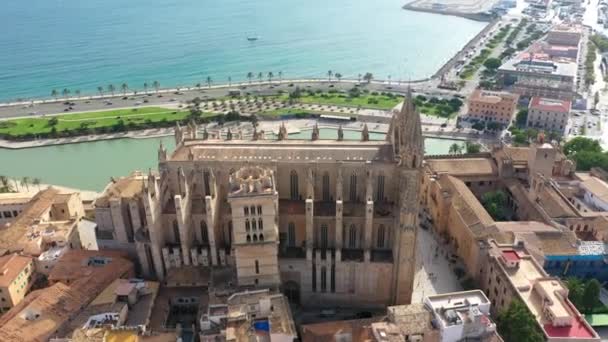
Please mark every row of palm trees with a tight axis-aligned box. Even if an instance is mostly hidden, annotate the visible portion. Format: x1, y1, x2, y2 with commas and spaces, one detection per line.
51, 71, 380, 100
0, 176, 42, 193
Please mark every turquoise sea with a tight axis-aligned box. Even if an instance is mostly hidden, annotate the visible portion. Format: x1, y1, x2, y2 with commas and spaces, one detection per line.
0, 0, 485, 101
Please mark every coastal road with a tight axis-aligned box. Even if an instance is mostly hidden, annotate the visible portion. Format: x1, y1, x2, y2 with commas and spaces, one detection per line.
0, 78, 462, 121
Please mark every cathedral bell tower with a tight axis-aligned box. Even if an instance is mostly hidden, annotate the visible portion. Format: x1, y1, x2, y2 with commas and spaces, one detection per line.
388, 87, 424, 304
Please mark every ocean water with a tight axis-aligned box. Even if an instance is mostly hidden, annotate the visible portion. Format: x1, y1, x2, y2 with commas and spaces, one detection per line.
0, 0, 485, 101
0, 136, 463, 191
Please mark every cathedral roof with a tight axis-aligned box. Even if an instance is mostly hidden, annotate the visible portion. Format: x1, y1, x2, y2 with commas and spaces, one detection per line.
170, 140, 396, 163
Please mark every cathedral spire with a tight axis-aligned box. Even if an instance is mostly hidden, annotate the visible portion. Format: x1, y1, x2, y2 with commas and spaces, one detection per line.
389, 87, 423, 167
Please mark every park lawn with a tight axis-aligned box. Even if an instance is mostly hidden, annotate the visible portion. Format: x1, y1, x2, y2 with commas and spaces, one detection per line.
260, 107, 356, 118
280, 93, 402, 110
0, 107, 203, 136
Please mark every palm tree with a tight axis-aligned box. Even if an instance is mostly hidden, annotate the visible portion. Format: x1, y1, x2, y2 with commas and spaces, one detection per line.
335, 73, 342, 82
75, 89, 81, 98
206, 76, 212, 88
228, 76, 232, 86
363, 72, 373, 83
268, 72, 274, 83
62, 88, 70, 99
278, 71, 283, 82
388, 75, 392, 85
108, 84, 115, 96
51, 89, 58, 99
449, 143, 462, 154
247, 72, 254, 84
0, 176, 12, 193
21, 177, 30, 192
121, 83, 128, 96
32, 178, 41, 190
358, 74, 362, 83
327, 70, 333, 82
258, 72, 263, 83
153, 81, 160, 93
143, 82, 149, 94
97, 86, 104, 97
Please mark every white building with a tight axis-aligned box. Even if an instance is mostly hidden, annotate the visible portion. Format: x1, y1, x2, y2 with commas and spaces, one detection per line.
424, 290, 497, 342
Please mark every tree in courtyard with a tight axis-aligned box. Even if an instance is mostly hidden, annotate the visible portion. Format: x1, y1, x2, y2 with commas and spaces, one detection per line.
108, 84, 115, 96
327, 70, 333, 82
515, 109, 528, 127
465, 141, 482, 154
481, 190, 507, 220
97, 86, 104, 97
564, 137, 602, 156
483, 57, 502, 70
206, 76, 212, 88
258, 72, 263, 83
335, 73, 342, 82
21, 177, 30, 192
153, 81, 160, 93
497, 300, 544, 342
472, 121, 485, 131
51, 89, 58, 99
449, 143, 463, 154
566, 277, 585, 310
363, 72, 373, 83
247, 72, 254, 84
268, 72, 274, 83
121, 83, 128, 96
486, 121, 502, 131
583, 279, 601, 314
572, 150, 608, 171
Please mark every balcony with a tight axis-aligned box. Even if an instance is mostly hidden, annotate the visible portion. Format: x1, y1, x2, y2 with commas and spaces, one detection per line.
342, 248, 364, 262
279, 246, 306, 259
314, 248, 335, 261
279, 199, 305, 215
315, 202, 336, 217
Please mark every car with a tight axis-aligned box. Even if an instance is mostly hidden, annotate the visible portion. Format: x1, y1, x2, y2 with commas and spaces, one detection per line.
64, 108, 69, 112
106, 102, 112, 105
169, 98, 177, 102
28, 112, 37, 115
122, 96, 128, 100
134, 101, 142, 106
143, 99, 149, 103
157, 95, 163, 98
288, 83, 294, 87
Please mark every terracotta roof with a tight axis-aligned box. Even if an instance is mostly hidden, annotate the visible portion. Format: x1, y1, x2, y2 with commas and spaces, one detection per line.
441, 175, 495, 235
469, 89, 518, 104
503, 147, 530, 162
301, 318, 379, 342
95, 172, 146, 207
581, 177, 608, 204
0, 254, 31, 288
48, 250, 132, 284
529, 97, 571, 113
426, 158, 497, 177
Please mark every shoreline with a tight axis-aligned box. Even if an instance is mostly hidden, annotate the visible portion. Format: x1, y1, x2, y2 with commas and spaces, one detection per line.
402, 0, 496, 22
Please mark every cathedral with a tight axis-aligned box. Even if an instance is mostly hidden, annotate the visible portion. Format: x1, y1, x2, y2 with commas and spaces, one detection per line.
98, 90, 424, 307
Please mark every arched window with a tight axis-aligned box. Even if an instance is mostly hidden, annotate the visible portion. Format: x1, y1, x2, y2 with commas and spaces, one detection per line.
320, 224, 328, 249
253, 234, 258, 242
321, 266, 327, 292
288, 222, 296, 247
250, 205, 256, 216
376, 174, 385, 202
252, 219, 257, 231
203, 171, 211, 196
173, 220, 180, 245
290, 170, 299, 200
259, 234, 264, 241
349, 173, 357, 202
258, 218, 264, 231
257, 205, 262, 215
348, 224, 357, 248
245, 219, 250, 232
377, 225, 385, 249
247, 235, 251, 242
322, 172, 330, 201
244, 206, 249, 216
201, 221, 209, 244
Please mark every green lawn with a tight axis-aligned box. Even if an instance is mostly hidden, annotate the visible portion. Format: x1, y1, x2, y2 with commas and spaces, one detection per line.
280, 93, 402, 110
260, 107, 356, 118
0, 107, 203, 136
